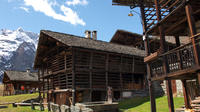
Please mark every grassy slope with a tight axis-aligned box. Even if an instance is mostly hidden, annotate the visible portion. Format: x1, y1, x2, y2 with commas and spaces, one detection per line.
0, 93, 47, 112
119, 96, 184, 112
0, 93, 39, 103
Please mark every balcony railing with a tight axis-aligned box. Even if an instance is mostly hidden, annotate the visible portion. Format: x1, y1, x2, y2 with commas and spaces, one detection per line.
149, 35, 200, 79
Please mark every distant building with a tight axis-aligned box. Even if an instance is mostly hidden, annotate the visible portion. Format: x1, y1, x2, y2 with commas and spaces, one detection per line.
34, 30, 148, 105
2, 69, 39, 96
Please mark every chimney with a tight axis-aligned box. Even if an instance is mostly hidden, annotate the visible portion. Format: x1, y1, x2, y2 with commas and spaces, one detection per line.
92, 31, 97, 40
85, 30, 91, 39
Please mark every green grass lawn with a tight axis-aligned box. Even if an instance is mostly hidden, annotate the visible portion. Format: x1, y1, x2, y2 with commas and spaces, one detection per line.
0, 93, 47, 112
0, 93, 39, 104
119, 96, 184, 112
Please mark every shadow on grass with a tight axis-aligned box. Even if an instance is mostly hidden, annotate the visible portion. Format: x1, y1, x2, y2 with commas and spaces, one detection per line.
0, 105, 8, 109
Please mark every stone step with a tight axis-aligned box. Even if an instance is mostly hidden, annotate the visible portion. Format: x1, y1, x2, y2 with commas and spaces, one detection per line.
192, 104, 200, 107
195, 97, 200, 100
191, 100, 200, 104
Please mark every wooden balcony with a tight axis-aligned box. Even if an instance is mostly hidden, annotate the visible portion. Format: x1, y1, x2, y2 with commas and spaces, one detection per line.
148, 36, 200, 81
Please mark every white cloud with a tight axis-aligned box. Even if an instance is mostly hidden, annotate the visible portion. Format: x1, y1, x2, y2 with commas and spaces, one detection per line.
19, 7, 29, 13
66, 0, 88, 6
23, 0, 86, 26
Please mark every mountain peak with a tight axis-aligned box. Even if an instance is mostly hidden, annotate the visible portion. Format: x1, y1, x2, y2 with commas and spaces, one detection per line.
17, 27, 24, 32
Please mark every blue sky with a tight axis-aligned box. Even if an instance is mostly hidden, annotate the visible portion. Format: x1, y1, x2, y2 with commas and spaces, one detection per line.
0, 0, 142, 42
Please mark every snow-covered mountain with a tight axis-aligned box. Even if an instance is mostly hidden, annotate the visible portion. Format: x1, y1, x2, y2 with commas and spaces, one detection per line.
0, 27, 38, 82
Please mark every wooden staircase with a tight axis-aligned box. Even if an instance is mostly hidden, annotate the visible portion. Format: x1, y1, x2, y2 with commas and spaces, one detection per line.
191, 97, 200, 112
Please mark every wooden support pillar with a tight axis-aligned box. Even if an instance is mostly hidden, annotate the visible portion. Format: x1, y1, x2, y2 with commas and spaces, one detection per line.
182, 80, 191, 109
185, 4, 200, 65
149, 81, 157, 112
72, 48, 76, 105
139, 0, 156, 111
166, 80, 175, 112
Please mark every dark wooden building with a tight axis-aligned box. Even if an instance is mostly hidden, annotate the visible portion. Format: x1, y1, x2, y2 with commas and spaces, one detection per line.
111, 29, 191, 96
112, 0, 200, 111
2, 70, 38, 96
34, 30, 147, 105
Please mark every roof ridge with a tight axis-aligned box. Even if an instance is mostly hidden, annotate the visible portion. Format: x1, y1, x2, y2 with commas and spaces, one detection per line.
41, 30, 144, 52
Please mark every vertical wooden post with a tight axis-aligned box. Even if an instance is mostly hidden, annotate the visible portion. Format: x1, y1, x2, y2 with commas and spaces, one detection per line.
182, 80, 191, 109
149, 81, 157, 112
166, 80, 175, 112
154, 0, 166, 53
38, 69, 42, 102
65, 51, 68, 89
89, 52, 93, 102
72, 48, 76, 105
198, 73, 200, 89
52, 75, 56, 103
175, 35, 183, 70
132, 56, 135, 73
140, 0, 157, 111
120, 55, 123, 99
47, 78, 51, 111
175, 35, 180, 47
139, 0, 156, 111
47, 78, 49, 102
185, 4, 200, 65
42, 66, 45, 99
106, 54, 109, 88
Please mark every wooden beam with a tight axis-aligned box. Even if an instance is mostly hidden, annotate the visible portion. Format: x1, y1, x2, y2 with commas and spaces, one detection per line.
182, 80, 191, 109
185, 4, 200, 66
166, 80, 175, 112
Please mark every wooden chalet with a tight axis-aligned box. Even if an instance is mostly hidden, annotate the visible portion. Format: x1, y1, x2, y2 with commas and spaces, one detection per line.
2, 70, 38, 96
112, 0, 200, 111
34, 30, 147, 105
